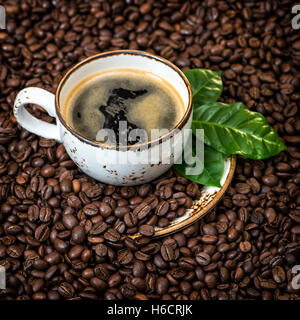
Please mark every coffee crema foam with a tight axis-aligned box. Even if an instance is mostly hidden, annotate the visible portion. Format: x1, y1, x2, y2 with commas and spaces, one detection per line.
63, 69, 185, 145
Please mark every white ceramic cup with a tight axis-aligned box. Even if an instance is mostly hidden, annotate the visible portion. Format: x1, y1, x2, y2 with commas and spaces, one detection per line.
14, 50, 193, 185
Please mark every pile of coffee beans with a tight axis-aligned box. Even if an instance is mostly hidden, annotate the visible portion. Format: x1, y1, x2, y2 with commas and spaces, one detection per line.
0, 0, 300, 300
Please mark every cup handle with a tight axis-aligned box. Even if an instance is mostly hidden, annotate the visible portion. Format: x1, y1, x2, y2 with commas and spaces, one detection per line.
14, 87, 62, 142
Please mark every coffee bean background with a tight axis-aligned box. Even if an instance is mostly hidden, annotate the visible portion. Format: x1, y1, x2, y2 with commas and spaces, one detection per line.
0, 0, 300, 300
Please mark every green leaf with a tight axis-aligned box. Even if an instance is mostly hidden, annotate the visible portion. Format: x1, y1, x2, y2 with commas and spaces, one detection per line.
184, 69, 223, 105
192, 102, 287, 159
174, 142, 224, 188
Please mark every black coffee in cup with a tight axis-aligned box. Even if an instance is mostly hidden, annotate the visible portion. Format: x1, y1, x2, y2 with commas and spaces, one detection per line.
63, 69, 185, 145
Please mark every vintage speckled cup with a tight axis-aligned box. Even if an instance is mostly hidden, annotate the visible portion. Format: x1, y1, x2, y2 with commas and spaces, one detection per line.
14, 50, 193, 185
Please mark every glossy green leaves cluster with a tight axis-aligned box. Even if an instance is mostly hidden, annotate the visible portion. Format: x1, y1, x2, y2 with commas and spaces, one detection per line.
174, 69, 287, 187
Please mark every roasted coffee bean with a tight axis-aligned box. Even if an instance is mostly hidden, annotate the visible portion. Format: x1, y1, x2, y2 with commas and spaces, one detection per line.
62, 214, 78, 230
67, 194, 81, 209
232, 194, 249, 207
90, 277, 107, 291
139, 224, 155, 237
71, 226, 85, 244
39, 206, 52, 223
34, 224, 50, 242
272, 266, 286, 284
44, 251, 60, 265
260, 252, 273, 265
114, 206, 130, 218
262, 175, 279, 187
58, 282, 75, 299
117, 248, 133, 265
239, 241, 252, 253
83, 204, 98, 216
68, 245, 83, 260
120, 187, 136, 198
72, 179, 81, 193
131, 277, 146, 291
89, 222, 108, 235
133, 203, 151, 220
235, 183, 251, 194
99, 202, 112, 217
6, 245, 22, 258
40, 165, 55, 178
186, 183, 199, 197
84, 184, 104, 199
138, 184, 151, 197
94, 244, 108, 257
195, 251, 211, 266
202, 235, 218, 244
159, 185, 173, 199
155, 201, 169, 216
104, 228, 121, 242
161, 239, 177, 261
28, 204, 39, 222
53, 238, 68, 253
156, 276, 169, 295
60, 179, 72, 193
108, 274, 122, 288
124, 212, 138, 228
